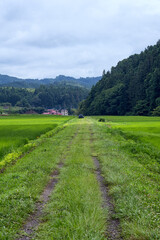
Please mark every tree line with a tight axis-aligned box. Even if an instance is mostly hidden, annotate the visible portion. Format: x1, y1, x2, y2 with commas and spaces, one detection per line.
0, 84, 89, 112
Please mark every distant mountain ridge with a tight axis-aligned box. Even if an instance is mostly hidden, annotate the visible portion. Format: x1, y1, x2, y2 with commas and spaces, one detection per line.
0, 74, 101, 89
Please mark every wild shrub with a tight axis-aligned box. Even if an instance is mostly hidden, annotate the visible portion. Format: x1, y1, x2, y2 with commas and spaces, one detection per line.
98, 118, 105, 122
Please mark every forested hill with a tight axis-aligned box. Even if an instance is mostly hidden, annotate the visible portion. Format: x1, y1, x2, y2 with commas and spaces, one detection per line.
79, 41, 160, 116
0, 74, 101, 89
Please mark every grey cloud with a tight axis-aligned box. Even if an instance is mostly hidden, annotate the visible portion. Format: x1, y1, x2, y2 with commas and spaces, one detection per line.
0, 0, 160, 78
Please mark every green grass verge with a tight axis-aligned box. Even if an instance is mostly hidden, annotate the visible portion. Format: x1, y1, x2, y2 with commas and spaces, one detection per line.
0, 114, 72, 125
91, 120, 160, 239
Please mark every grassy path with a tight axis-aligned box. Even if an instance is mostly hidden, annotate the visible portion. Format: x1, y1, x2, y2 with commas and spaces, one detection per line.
33, 119, 107, 240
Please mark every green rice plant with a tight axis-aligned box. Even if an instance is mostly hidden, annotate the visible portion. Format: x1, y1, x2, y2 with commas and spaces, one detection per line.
93, 116, 160, 150
93, 115, 160, 123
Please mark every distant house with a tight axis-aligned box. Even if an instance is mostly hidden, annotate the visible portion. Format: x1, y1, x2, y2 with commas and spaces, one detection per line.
43, 112, 50, 115
42, 109, 62, 115
61, 109, 68, 116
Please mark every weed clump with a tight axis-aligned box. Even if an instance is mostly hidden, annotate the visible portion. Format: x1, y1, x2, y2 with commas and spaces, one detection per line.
98, 118, 105, 122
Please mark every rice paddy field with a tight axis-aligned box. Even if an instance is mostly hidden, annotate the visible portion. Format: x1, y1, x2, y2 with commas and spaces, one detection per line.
0, 115, 72, 161
0, 115, 160, 240
94, 116, 160, 150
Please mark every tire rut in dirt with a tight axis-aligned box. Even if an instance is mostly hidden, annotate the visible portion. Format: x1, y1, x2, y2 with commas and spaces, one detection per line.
93, 157, 122, 240
16, 162, 63, 240
90, 128, 122, 240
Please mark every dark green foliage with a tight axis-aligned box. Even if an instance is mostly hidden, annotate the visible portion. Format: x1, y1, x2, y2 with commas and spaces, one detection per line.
0, 85, 89, 110
152, 106, 160, 116
0, 87, 33, 106
79, 41, 160, 116
18, 107, 45, 114
98, 118, 105, 122
34, 84, 89, 109
133, 100, 149, 116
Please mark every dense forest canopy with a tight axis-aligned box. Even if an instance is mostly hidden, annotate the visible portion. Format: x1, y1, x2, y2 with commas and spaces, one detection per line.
79, 40, 160, 116
0, 84, 89, 111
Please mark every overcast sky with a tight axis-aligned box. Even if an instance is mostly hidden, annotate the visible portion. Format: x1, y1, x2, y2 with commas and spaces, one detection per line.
0, 0, 160, 79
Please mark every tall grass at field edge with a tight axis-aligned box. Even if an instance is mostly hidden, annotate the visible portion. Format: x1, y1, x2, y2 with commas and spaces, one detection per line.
0, 124, 65, 172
